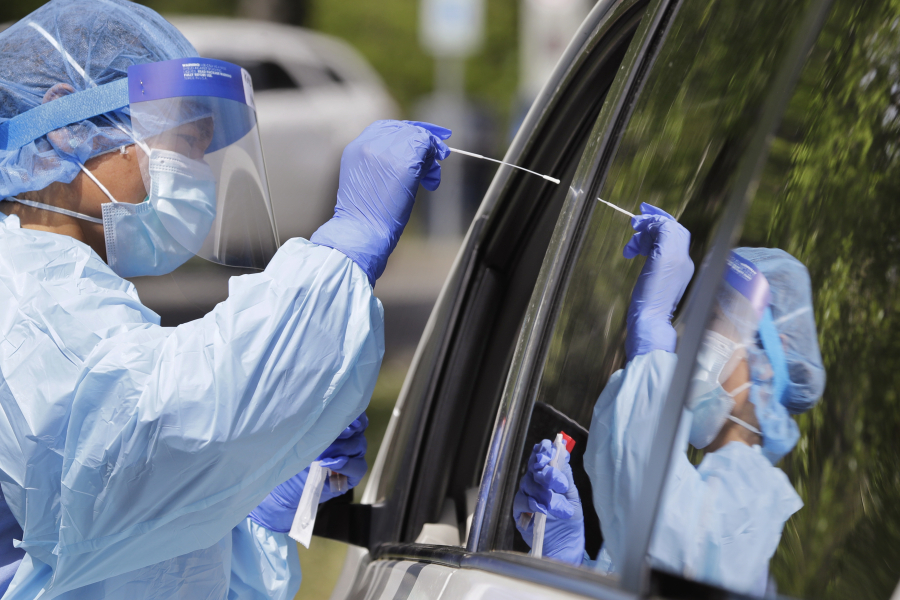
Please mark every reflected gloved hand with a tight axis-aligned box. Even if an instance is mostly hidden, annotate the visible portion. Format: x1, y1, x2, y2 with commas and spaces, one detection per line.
248, 414, 369, 533
311, 120, 452, 286
513, 440, 585, 566
623, 203, 694, 361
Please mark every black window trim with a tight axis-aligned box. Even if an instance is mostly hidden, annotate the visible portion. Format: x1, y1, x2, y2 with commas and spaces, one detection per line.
470, 0, 679, 556
336, 0, 654, 552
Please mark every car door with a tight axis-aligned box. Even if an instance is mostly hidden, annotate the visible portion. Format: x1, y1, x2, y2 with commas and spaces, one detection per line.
312, 0, 890, 597
472, 0, 900, 597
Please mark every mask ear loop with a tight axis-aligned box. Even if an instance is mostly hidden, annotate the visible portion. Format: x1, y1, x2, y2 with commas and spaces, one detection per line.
77, 162, 118, 204
4, 196, 103, 224
726, 414, 762, 436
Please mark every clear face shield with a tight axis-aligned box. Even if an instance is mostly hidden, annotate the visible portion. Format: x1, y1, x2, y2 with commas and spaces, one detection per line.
686, 251, 771, 448
127, 58, 279, 269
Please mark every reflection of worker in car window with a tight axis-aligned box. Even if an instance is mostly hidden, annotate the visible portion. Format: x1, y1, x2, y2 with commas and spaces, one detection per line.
514, 204, 826, 596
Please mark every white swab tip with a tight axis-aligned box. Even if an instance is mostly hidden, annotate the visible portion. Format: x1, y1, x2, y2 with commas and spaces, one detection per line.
543, 176, 561, 184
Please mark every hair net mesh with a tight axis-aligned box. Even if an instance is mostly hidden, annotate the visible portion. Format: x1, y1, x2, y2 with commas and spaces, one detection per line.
734, 247, 826, 414
0, 0, 197, 199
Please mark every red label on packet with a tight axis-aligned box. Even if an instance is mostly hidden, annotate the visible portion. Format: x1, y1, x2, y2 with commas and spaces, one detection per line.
560, 431, 575, 453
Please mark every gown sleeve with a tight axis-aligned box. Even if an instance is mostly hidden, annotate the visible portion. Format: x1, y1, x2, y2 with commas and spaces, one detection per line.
583, 349, 680, 569
228, 518, 301, 600
37, 238, 383, 595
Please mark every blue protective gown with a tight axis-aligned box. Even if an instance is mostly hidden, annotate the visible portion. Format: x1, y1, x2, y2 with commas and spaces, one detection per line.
584, 350, 802, 596
0, 212, 384, 599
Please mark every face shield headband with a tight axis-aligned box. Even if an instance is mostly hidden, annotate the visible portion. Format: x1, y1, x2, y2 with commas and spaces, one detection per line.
0, 58, 255, 157
0, 57, 279, 272
751, 307, 798, 463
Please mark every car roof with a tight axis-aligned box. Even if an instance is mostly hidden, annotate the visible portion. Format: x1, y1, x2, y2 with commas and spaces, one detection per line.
168, 16, 324, 63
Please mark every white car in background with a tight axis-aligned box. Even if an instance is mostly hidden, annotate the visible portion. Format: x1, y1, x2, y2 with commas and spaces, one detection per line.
170, 17, 399, 241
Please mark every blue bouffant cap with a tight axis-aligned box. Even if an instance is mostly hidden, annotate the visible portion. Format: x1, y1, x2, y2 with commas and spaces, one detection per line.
0, 0, 197, 199
735, 247, 826, 414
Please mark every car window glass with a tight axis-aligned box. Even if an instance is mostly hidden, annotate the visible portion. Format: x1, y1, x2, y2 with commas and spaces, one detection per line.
657, 1, 900, 597
502, 0, 818, 577
401, 3, 647, 547
367, 0, 648, 549
286, 62, 344, 88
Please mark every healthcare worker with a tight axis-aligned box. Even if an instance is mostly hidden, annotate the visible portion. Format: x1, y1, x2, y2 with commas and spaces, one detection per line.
0, 0, 450, 598
514, 204, 826, 595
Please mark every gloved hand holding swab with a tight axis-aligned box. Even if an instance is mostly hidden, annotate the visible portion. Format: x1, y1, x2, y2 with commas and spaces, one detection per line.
449, 147, 561, 184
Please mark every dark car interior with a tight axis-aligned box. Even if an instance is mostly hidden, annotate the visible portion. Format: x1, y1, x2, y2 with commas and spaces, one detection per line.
399, 4, 647, 549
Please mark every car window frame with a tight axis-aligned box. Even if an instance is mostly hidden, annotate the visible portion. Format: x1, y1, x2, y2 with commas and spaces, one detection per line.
354, 0, 652, 551
470, 0, 680, 556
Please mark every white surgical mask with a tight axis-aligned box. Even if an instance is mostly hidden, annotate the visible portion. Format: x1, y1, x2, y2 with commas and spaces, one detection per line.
104, 150, 217, 277
6, 148, 217, 278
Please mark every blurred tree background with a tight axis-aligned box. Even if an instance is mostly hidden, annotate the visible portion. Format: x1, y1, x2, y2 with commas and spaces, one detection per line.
534, 0, 900, 597
745, 0, 900, 597
0, 0, 519, 125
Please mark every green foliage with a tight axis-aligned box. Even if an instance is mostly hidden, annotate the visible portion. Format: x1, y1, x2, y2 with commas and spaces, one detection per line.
309, 0, 518, 120
0, 0, 47, 23
137, 0, 240, 16
2, 0, 519, 128
747, 1, 900, 596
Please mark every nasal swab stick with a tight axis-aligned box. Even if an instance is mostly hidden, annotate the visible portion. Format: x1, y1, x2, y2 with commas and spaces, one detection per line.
597, 197, 635, 218
448, 147, 561, 184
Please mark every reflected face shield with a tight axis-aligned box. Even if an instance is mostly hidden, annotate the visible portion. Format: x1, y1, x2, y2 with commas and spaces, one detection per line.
686, 251, 771, 448
128, 58, 279, 269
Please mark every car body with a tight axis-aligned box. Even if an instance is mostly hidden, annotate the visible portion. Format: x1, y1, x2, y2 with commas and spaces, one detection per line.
169, 17, 398, 241
310, 0, 900, 599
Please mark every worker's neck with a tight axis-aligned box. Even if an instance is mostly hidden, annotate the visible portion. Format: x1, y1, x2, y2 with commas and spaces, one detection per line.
707, 421, 761, 452
1, 188, 87, 242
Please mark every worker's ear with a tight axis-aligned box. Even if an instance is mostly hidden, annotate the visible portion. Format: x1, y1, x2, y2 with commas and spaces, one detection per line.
43, 83, 76, 104
42, 83, 78, 150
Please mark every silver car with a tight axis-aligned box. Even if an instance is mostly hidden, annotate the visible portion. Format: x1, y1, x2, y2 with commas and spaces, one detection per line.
128, 18, 398, 325
169, 17, 398, 241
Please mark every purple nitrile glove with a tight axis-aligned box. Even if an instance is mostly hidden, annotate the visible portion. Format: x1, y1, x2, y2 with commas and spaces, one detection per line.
311, 120, 451, 286
248, 414, 368, 533
316, 413, 368, 497
624, 203, 694, 361
513, 440, 585, 566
